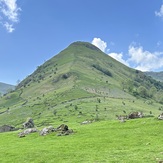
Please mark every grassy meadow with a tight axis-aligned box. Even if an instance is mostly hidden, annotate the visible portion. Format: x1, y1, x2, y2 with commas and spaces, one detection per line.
0, 118, 163, 163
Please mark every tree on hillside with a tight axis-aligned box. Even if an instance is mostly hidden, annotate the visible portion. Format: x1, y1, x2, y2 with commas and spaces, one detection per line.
149, 86, 157, 98
154, 90, 163, 104
137, 86, 148, 98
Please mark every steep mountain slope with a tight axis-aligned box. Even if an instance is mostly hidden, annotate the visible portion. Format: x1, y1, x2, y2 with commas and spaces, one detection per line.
145, 71, 163, 82
0, 82, 15, 95
17, 41, 135, 98
0, 42, 163, 126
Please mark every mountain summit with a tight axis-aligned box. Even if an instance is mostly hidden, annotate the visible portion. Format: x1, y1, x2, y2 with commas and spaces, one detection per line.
68, 41, 102, 52
0, 41, 163, 126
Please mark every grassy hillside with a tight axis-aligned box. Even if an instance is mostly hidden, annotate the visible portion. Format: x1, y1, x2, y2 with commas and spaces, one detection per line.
0, 82, 15, 95
0, 118, 163, 163
0, 41, 163, 127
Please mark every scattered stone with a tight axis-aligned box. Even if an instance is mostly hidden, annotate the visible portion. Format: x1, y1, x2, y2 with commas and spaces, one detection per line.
18, 128, 38, 137
57, 129, 73, 136
18, 132, 26, 138
18, 123, 73, 137
80, 120, 92, 125
40, 126, 56, 136
23, 128, 38, 134
116, 115, 127, 122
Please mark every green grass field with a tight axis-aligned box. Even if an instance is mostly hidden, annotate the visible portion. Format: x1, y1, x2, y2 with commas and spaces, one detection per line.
0, 118, 163, 163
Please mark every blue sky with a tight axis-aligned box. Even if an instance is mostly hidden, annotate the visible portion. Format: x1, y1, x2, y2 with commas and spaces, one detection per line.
0, 0, 163, 85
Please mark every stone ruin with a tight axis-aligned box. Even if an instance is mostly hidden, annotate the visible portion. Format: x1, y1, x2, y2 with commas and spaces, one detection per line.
158, 113, 163, 120
23, 117, 35, 128
0, 125, 18, 133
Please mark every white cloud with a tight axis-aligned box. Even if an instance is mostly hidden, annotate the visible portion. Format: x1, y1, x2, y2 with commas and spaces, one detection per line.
109, 52, 129, 66
128, 45, 163, 71
0, 0, 21, 32
155, 4, 163, 18
92, 38, 107, 52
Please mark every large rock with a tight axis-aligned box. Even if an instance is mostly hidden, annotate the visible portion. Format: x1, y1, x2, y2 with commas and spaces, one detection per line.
128, 112, 143, 119
23, 128, 38, 134
158, 113, 163, 120
0, 125, 18, 133
23, 118, 34, 128
56, 124, 73, 136
57, 124, 68, 131
40, 126, 56, 136
18, 128, 38, 138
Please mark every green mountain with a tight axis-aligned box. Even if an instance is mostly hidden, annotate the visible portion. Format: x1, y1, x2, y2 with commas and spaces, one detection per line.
0, 42, 163, 127
145, 71, 163, 82
0, 82, 15, 95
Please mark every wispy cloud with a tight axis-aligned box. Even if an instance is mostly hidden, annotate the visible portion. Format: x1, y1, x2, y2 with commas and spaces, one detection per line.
155, 3, 163, 18
92, 38, 107, 52
0, 0, 21, 32
3, 21, 14, 32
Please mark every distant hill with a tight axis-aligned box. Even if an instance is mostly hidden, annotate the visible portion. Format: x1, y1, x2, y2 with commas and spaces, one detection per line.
145, 71, 163, 82
0, 41, 163, 126
0, 82, 15, 95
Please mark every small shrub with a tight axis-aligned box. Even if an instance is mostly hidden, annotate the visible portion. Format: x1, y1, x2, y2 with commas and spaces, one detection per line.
74, 105, 78, 110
